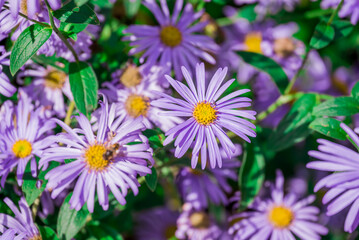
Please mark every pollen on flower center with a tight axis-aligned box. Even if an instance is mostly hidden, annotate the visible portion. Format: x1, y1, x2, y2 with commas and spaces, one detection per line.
20, 0, 28, 15
274, 37, 295, 58
12, 139, 32, 158
193, 101, 217, 126
160, 26, 182, 47
44, 70, 67, 89
244, 32, 262, 54
85, 144, 109, 171
268, 206, 294, 228
29, 235, 43, 240
120, 64, 142, 88
125, 94, 150, 118
189, 211, 211, 229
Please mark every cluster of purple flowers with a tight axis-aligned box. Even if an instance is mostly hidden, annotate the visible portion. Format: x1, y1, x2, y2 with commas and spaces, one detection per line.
1, 0, 359, 239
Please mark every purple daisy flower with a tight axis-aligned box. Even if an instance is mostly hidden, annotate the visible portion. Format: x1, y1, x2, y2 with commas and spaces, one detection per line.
175, 203, 223, 240
0, 92, 56, 187
228, 170, 328, 240
176, 144, 242, 209
2, 0, 61, 19
135, 207, 179, 240
307, 123, 359, 233
123, 0, 219, 80
18, 64, 73, 118
0, 46, 16, 97
40, 97, 154, 212
100, 64, 182, 131
151, 63, 256, 169
0, 197, 41, 239
315, 0, 359, 25
235, 0, 300, 16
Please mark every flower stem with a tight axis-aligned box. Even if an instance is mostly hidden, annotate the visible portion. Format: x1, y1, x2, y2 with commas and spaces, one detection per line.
2, 5, 50, 27
44, 0, 80, 62
64, 101, 76, 126
327, 0, 345, 25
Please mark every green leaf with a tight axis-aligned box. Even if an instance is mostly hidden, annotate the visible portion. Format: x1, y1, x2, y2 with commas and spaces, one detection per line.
10, 24, 52, 75
38, 226, 59, 240
69, 61, 98, 117
351, 82, 359, 100
74, 0, 89, 6
57, 193, 90, 240
269, 94, 319, 152
143, 128, 165, 149
88, 224, 124, 240
331, 20, 354, 39
310, 118, 347, 140
22, 161, 59, 205
145, 168, 158, 192
313, 96, 359, 117
236, 51, 289, 94
309, 21, 335, 49
239, 142, 265, 210
124, 0, 141, 18
53, 1, 100, 25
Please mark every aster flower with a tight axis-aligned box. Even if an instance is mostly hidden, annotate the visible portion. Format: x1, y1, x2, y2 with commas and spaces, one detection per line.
176, 144, 242, 209
176, 203, 223, 240
316, 0, 359, 25
0, 197, 41, 239
18, 64, 73, 118
307, 123, 359, 233
228, 170, 328, 240
40, 97, 154, 212
123, 0, 218, 80
100, 64, 182, 131
0, 46, 16, 97
152, 63, 256, 169
235, 0, 299, 16
0, 92, 56, 187
2, 0, 61, 19
135, 207, 179, 240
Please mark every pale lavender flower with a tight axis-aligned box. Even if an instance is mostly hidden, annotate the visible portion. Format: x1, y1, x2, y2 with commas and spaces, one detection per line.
0, 197, 41, 239
228, 170, 328, 239
135, 207, 179, 240
235, 0, 300, 16
0, 92, 56, 187
18, 64, 72, 118
100, 64, 182, 131
40, 97, 154, 212
152, 63, 256, 169
0, 46, 16, 97
307, 123, 359, 233
2, 0, 61, 19
176, 203, 222, 240
123, 0, 219, 80
315, 0, 359, 24
176, 144, 242, 209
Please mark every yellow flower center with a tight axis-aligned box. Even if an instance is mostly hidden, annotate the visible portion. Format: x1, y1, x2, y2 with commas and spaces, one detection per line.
44, 70, 67, 89
85, 144, 109, 171
120, 64, 142, 88
193, 101, 217, 126
189, 212, 211, 229
12, 139, 32, 158
125, 94, 150, 118
274, 37, 296, 58
160, 26, 182, 47
29, 235, 43, 240
244, 32, 262, 54
268, 206, 294, 228
164, 225, 177, 239
20, 0, 28, 15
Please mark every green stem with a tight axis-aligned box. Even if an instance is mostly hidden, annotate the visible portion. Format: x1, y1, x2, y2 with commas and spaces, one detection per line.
327, 0, 345, 25
44, 0, 80, 62
3, 5, 50, 27
284, 49, 311, 95
64, 101, 76, 126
